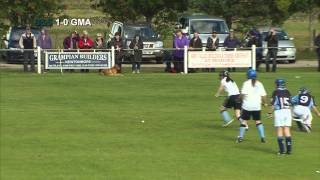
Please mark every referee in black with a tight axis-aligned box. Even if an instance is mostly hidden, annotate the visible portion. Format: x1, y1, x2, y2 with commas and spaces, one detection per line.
19, 26, 37, 72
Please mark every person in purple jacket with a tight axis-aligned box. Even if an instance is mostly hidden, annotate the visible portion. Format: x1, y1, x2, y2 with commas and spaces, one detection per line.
38, 28, 52, 72
38, 28, 52, 49
173, 29, 189, 73
63, 31, 80, 72
223, 29, 242, 72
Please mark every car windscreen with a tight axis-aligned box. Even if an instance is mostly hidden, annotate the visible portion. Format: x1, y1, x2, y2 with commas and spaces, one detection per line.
262, 31, 289, 40
190, 20, 229, 34
124, 26, 156, 39
11, 29, 40, 41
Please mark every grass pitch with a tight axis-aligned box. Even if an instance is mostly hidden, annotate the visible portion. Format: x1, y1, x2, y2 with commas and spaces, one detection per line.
0, 69, 319, 180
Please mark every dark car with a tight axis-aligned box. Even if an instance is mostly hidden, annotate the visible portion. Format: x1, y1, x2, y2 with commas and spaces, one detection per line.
108, 21, 163, 63
4, 27, 40, 63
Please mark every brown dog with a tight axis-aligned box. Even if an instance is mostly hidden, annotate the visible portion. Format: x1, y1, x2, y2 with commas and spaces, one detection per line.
101, 65, 122, 76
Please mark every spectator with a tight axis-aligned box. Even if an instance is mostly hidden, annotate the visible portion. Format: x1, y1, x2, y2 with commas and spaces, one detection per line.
19, 26, 37, 72
38, 28, 52, 72
129, 34, 143, 74
163, 50, 173, 72
189, 31, 202, 50
189, 31, 202, 73
265, 28, 278, 72
247, 30, 262, 70
38, 28, 52, 49
110, 32, 124, 72
207, 31, 219, 50
224, 29, 242, 72
94, 33, 107, 72
94, 33, 106, 50
206, 31, 220, 72
314, 33, 320, 72
63, 31, 79, 50
63, 31, 79, 72
173, 29, 189, 73
78, 30, 94, 73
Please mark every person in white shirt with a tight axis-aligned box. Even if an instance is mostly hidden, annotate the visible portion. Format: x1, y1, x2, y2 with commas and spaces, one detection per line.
237, 69, 268, 143
215, 70, 241, 127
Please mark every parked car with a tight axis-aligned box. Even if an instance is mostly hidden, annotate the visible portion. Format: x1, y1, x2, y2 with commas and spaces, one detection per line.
3, 26, 40, 64
258, 27, 296, 63
176, 14, 230, 47
108, 21, 163, 63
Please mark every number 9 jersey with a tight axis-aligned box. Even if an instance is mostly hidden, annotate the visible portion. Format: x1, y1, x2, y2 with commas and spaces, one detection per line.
292, 93, 316, 126
271, 88, 292, 127
291, 93, 316, 109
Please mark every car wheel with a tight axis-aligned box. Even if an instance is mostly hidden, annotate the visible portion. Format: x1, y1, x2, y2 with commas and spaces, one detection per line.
156, 57, 162, 64
6, 55, 13, 63
288, 60, 296, 64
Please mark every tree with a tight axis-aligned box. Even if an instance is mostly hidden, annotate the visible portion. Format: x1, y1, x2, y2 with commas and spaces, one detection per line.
97, 0, 138, 23
190, 0, 275, 29
0, 0, 64, 41
289, 0, 320, 49
4, 0, 64, 26
128, 0, 188, 24
190, 0, 301, 29
97, 0, 188, 23
153, 9, 179, 40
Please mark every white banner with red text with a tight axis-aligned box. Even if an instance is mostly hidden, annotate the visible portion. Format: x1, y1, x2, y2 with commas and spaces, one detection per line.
188, 50, 252, 68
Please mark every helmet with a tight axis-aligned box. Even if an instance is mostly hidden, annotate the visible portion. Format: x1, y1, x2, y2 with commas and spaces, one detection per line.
298, 87, 309, 94
219, 70, 229, 78
247, 69, 257, 79
275, 78, 286, 87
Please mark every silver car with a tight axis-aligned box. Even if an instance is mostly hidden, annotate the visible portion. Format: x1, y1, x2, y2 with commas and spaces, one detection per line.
177, 14, 230, 47
108, 21, 163, 63
259, 27, 296, 63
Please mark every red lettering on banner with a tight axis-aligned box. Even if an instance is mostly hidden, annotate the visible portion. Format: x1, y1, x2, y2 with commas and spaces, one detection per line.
188, 51, 252, 68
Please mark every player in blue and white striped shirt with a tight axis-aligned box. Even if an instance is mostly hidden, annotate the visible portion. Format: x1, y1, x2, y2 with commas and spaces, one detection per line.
292, 87, 320, 133
268, 78, 293, 155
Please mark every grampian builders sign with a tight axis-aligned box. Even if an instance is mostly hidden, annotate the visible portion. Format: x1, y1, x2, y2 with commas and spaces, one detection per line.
45, 51, 111, 69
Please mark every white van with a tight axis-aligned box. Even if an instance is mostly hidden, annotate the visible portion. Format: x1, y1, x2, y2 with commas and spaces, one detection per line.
177, 14, 230, 47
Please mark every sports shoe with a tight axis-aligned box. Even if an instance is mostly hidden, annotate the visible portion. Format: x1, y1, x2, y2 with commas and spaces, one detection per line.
245, 125, 249, 131
137, 70, 140, 74
222, 119, 234, 127
277, 152, 286, 156
261, 138, 266, 143
236, 136, 243, 143
286, 151, 291, 155
302, 124, 311, 133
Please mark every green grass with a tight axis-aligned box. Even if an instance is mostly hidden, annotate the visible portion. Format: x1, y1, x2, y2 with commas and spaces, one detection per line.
283, 20, 320, 48
1, 69, 320, 179
283, 19, 319, 60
